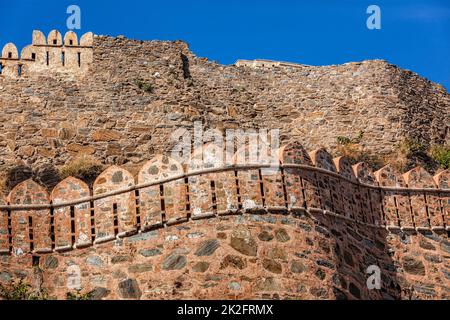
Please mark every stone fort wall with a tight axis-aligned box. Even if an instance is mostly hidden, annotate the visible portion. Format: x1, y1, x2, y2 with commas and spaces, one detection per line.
0, 30, 449, 300
0, 30, 449, 188
0, 141, 449, 299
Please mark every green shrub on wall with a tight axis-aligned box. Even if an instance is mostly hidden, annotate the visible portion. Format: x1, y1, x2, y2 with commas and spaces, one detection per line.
335, 131, 383, 169
0, 279, 48, 300
66, 289, 94, 300
430, 145, 450, 170
134, 79, 154, 93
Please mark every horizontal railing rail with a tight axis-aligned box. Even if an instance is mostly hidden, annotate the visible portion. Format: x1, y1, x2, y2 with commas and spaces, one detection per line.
1, 163, 449, 211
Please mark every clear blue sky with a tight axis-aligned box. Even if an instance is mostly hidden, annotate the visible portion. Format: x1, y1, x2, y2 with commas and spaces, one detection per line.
1, 0, 449, 89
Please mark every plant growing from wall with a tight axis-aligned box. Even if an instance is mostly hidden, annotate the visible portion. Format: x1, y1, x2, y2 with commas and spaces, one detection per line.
337, 131, 364, 146
335, 131, 382, 168
134, 79, 154, 93
430, 144, 450, 169
0, 279, 48, 300
388, 138, 440, 173
66, 289, 94, 300
398, 138, 427, 154
59, 155, 104, 186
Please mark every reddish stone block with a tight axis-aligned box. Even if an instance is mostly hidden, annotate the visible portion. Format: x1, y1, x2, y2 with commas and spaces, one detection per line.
233, 145, 264, 211
353, 162, 383, 225
139, 155, 186, 226
8, 179, 51, 254
404, 167, 442, 230
434, 170, 450, 230
310, 149, 343, 215
279, 142, 320, 210
93, 166, 136, 242
51, 177, 91, 249
375, 165, 412, 229
0, 197, 9, 253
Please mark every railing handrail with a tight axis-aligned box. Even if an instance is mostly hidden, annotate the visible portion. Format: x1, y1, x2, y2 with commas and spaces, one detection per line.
0, 163, 449, 211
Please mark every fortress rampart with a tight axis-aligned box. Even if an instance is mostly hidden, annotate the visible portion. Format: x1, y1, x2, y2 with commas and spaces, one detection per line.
235, 59, 306, 69
0, 30, 449, 300
0, 30, 449, 179
0, 30, 93, 78
0, 141, 449, 299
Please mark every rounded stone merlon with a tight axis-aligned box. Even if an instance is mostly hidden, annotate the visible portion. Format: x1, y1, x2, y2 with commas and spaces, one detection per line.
47, 30, 63, 46
7, 179, 50, 204
1, 43, 19, 60
278, 141, 313, 165
433, 169, 450, 189
403, 166, 437, 188
352, 162, 377, 186
374, 164, 407, 187
19, 45, 34, 61
80, 32, 94, 47
309, 148, 337, 172
64, 31, 79, 46
333, 156, 357, 181
138, 154, 184, 183
32, 30, 47, 45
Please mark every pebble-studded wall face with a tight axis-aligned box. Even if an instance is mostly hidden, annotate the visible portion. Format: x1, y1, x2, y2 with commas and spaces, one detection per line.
0, 142, 448, 300
51, 177, 91, 249
138, 155, 186, 227
0, 197, 7, 253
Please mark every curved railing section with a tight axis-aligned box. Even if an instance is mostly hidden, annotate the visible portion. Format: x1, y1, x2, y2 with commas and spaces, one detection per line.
0, 141, 448, 255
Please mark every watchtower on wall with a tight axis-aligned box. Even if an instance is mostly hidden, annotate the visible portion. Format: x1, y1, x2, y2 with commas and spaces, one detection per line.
0, 30, 93, 78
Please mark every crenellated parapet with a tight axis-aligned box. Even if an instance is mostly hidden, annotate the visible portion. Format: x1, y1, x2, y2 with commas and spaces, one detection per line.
0, 141, 448, 256
235, 59, 306, 69
0, 30, 93, 78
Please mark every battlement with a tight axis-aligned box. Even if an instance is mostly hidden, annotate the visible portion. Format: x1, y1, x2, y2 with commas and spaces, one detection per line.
0, 30, 93, 78
0, 140, 449, 300
0, 140, 448, 255
235, 59, 306, 69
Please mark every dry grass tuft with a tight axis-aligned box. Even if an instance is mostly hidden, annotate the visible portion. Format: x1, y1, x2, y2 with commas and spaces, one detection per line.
59, 155, 104, 185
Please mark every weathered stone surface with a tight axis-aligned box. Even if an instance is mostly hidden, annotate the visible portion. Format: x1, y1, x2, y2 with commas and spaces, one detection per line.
43, 256, 58, 269
413, 283, 435, 297
258, 231, 274, 242
128, 263, 152, 273
162, 252, 187, 270
315, 268, 326, 280
192, 262, 210, 273
316, 259, 335, 269
262, 258, 282, 274
118, 279, 142, 299
255, 277, 279, 292
111, 255, 132, 264
86, 255, 103, 267
402, 256, 426, 276
220, 255, 247, 270
194, 239, 220, 256
310, 287, 328, 298
291, 260, 306, 273
275, 228, 290, 242
230, 226, 258, 256
139, 248, 162, 257
268, 247, 287, 260
89, 287, 111, 300
92, 129, 122, 142
0, 271, 12, 282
